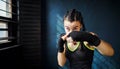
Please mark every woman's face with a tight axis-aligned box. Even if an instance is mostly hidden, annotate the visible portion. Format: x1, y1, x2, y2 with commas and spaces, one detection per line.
64, 20, 82, 34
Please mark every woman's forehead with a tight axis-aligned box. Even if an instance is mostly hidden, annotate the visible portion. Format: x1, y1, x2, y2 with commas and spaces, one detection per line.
64, 20, 81, 27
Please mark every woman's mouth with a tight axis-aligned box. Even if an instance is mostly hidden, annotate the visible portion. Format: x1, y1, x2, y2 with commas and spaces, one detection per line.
73, 42, 77, 45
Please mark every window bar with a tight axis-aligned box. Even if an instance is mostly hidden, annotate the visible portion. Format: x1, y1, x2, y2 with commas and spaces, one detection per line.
1, 0, 16, 7
0, 28, 8, 30
0, 37, 14, 40
0, 9, 16, 15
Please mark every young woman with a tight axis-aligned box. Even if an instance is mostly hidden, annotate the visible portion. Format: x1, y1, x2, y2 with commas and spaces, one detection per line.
57, 9, 114, 69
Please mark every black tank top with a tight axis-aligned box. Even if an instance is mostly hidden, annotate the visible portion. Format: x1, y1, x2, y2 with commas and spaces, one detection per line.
65, 42, 94, 69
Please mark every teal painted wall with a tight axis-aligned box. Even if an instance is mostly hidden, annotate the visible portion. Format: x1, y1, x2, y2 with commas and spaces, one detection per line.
45, 0, 120, 69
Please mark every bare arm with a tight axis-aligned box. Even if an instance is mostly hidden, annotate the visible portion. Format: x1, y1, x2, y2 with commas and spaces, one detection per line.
89, 32, 114, 56
57, 33, 70, 67
57, 45, 67, 67
95, 40, 114, 56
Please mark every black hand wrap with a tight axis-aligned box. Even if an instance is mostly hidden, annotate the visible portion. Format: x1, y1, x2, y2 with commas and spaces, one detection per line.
58, 33, 66, 52
68, 31, 101, 46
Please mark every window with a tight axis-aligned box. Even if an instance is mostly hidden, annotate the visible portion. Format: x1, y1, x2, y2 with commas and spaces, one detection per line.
0, 22, 8, 43
0, 0, 18, 48
0, 0, 12, 18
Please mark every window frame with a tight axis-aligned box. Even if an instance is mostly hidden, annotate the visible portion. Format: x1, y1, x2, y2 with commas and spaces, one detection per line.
0, 0, 19, 49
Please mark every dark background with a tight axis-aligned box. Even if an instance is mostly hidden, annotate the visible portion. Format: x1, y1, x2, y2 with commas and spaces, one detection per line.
0, 0, 120, 69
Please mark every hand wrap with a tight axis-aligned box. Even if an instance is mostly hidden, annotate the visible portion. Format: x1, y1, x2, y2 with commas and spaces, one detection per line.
68, 31, 101, 46
58, 33, 66, 52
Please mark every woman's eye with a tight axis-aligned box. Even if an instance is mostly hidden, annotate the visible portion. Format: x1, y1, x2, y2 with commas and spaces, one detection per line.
73, 28, 77, 31
66, 28, 70, 31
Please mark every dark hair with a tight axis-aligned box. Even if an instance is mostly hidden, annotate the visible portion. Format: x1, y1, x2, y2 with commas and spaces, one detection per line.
63, 9, 86, 31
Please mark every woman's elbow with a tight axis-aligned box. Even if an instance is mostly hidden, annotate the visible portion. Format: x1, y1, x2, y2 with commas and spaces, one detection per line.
58, 62, 65, 67
109, 48, 114, 56
103, 48, 115, 56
